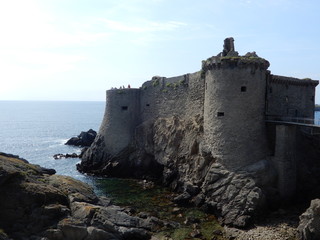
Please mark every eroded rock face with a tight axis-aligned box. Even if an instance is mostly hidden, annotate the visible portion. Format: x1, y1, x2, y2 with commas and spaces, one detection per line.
298, 199, 320, 240
0, 153, 160, 240
80, 115, 273, 227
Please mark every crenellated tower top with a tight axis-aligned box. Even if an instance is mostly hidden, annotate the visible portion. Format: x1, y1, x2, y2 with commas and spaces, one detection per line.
201, 37, 269, 74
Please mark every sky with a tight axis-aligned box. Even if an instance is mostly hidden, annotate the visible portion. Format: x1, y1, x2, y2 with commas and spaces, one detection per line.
1, 0, 320, 102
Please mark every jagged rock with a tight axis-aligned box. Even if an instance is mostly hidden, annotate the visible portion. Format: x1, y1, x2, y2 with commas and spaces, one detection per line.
173, 192, 192, 204
0, 231, 9, 240
80, 115, 268, 227
298, 199, 320, 240
0, 153, 163, 240
65, 129, 97, 147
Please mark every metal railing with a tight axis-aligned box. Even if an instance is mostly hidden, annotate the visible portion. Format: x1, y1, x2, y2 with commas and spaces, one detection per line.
265, 115, 320, 126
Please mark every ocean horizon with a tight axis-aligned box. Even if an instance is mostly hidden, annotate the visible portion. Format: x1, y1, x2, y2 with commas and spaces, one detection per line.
1, 100, 320, 186
0, 100, 105, 187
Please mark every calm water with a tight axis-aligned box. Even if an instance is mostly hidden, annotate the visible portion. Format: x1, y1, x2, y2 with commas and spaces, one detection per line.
0, 100, 105, 186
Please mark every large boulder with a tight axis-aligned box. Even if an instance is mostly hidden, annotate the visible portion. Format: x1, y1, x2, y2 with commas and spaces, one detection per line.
65, 129, 97, 147
298, 199, 320, 240
0, 152, 160, 240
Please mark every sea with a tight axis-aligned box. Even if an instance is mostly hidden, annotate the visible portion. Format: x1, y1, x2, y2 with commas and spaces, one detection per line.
0, 100, 105, 189
0, 100, 233, 237
1, 100, 320, 190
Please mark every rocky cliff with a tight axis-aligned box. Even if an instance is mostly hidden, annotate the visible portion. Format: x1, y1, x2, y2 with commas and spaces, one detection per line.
79, 114, 276, 227
0, 153, 164, 240
77, 38, 285, 227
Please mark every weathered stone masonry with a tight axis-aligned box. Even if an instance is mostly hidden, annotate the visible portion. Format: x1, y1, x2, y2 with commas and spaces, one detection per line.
79, 38, 319, 227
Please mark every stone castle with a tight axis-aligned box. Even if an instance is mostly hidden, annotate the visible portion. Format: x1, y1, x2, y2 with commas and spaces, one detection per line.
78, 38, 319, 227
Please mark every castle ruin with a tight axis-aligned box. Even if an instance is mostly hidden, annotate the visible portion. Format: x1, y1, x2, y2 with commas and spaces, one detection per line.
78, 38, 319, 227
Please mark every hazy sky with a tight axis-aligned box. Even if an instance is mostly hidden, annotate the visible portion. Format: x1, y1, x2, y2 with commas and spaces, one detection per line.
1, 0, 320, 102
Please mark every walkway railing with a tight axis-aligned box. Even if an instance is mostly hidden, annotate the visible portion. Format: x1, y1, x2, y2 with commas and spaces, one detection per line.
266, 115, 320, 126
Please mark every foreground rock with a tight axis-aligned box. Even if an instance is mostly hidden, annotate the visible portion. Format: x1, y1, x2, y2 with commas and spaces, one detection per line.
0, 153, 161, 240
65, 129, 97, 147
224, 207, 300, 240
298, 199, 320, 240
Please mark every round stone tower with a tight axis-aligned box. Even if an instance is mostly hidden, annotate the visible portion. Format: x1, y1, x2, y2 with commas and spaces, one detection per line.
98, 88, 140, 155
203, 39, 270, 170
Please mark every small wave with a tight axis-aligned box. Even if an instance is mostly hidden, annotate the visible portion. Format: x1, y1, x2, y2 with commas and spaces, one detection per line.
42, 138, 68, 145
58, 139, 69, 145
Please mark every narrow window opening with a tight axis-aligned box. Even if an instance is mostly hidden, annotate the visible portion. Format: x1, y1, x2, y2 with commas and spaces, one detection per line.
206, 82, 207, 90
121, 106, 128, 111
217, 112, 224, 117
269, 87, 272, 93
146, 104, 150, 107
241, 86, 247, 92
311, 96, 315, 101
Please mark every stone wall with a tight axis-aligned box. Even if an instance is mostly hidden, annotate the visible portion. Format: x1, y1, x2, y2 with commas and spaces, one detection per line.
139, 72, 204, 121
203, 58, 269, 170
87, 72, 204, 162
266, 75, 317, 119
272, 124, 297, 200
100, 89, 140, 155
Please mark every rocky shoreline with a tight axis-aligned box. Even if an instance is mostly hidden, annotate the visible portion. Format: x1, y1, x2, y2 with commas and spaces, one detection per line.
0, 153, 164, 240
2, 152, 320, 240
78, 116, 273, 227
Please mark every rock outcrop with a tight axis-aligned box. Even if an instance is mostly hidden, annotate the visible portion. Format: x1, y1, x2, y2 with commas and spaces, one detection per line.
0, 153, 161, 240
298, 199, 320, 240
65, 129, 97, 147
79, 116, 274, 227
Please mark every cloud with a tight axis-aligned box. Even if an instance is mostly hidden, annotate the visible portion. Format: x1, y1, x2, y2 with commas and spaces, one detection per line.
99, 19, 187, 33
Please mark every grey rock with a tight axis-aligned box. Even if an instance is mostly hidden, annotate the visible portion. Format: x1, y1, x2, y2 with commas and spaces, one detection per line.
173, 192, 192, 204
65, 129, 97, 147
43, 229, 64, 240
86, 227, 119, 240
119, 227, 151, 240
184, 182, 200, 196
298, 199, 320, 240
58, 219, 88, 240
0, 154, 162, 240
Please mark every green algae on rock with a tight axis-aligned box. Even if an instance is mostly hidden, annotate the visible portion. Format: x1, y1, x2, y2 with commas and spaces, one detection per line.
95, 178, 226, 240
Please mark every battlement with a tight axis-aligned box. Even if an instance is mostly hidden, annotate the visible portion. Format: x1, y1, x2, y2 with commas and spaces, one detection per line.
270, 75, 319, 86
93, 37, 318, 170
201, 37, 269, 74
202, 55, 270, 73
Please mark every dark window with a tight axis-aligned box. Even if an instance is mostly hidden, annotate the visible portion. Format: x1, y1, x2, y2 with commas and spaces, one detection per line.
217, 112, 224, 117
122, 106, 128, 110
269, 87, 272, 93
146, 104, 150, 107
241, 86, 247, 92
311, 96, 315, 101
206, 82, 207, 90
